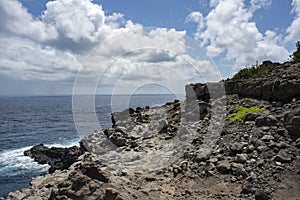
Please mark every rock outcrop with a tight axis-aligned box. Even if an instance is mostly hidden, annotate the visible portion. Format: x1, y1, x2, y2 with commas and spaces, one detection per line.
186, 61, 300, 104
24, 144, 86, 173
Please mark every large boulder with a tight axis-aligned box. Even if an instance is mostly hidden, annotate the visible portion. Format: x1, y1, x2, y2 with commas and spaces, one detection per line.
284, 107, 300, 140
103, 128, 127, 147
24, 144, 85, 173
255, 115, 278, 127
185, 82, 226, 103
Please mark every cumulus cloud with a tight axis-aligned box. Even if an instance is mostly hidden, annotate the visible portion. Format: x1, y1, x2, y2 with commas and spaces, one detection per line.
41, 0, 130, 53
43, 0, 106, 42
0, 0, 220, 94
0, 0, 132, 82
0, 0, 128, 52
186, 0, 289, 69
0, 0, 57, 41
75, 28, 220, 95
285, 0, 300, 42
0, 36, 81, 81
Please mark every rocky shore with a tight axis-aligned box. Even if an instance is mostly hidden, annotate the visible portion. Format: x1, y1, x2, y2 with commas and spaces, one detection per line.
3, 61, 300, 199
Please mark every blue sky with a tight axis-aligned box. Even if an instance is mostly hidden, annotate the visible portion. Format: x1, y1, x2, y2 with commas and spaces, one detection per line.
0, 0, 299, 95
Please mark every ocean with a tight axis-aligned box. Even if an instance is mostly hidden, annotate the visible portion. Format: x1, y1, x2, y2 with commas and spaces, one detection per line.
0, 94, 183, 197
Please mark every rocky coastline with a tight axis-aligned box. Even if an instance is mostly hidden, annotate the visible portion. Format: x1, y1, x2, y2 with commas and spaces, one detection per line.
2, 61, 300, 199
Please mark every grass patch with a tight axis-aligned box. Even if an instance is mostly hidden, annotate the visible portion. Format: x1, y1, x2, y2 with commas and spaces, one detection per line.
232, 62, 267, 80
228, 106, 263, 124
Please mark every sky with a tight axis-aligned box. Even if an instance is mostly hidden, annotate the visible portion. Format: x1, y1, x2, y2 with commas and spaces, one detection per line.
0, 0, 299, 95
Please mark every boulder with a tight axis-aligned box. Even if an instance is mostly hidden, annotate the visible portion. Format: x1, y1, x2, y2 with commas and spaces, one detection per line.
236, 153, 248, 164
261, 135, 274, 142
185, 83, 211, 103
216, 159, 231, 174
273, 150, 292, 163
241, 181, 254, 194
24, 144, 85, 173
245, 112, 260, 121
185, 82, 225, 103
255, 190, 270, 200
104, 128, 127, 147
230, 143, 244, 154
109, 132, 127, 147
255, 115, 278, 127
284, 107, 300, 140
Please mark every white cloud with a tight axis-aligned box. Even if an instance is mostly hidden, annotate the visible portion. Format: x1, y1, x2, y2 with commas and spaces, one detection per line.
187, 0, 289, 68
0, 0, 129, 51
77, 28, 218, 85
185, 11, 204, 25
0, 0, 221, 93
185, 11, 205, 32
40, 0, 132, 53
97, 52, 218, 94
42, 0, 106, 42
285, 0, 300, 42
105, 13, 124, 25
250, 0, 272, 12
0, 0, 134, 82
0, 0, 57, 41
0, 36, 81, 81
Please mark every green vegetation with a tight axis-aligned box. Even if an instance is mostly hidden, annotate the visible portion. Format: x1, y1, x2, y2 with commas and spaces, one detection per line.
244, 98, 251, 102
232, 62, 267, 80
228, 106, 263, 124
180, 101, 186, 107
232, 41, 300, 80
290, 41, 300, 63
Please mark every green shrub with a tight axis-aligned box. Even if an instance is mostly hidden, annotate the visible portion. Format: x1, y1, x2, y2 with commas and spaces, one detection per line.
290, 41, 300, 63
228, 106, 262, 124
232, 62, 267, 80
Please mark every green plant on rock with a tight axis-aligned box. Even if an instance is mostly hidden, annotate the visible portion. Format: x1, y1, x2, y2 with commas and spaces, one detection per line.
228, 106, 262, 124
180, 101, 186, 107
244, 98, 251, 102
232, 62, 267, 80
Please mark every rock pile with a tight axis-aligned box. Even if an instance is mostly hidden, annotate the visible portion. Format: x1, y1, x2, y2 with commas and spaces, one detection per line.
175, 95, 300, 199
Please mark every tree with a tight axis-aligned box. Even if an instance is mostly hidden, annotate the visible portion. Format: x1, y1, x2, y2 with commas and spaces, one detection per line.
290, 41, 300, 63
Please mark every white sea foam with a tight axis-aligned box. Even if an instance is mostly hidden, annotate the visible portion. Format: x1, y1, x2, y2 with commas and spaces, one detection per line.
0, 147, 49, 176
46, 139, 80, 148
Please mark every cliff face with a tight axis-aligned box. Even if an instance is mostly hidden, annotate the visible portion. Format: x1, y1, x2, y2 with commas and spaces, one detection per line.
3, 61, 300, 200
186, 61, 300, 103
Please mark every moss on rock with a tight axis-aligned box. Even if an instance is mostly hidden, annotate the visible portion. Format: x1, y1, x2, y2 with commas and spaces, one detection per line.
228, 106, 263, 124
